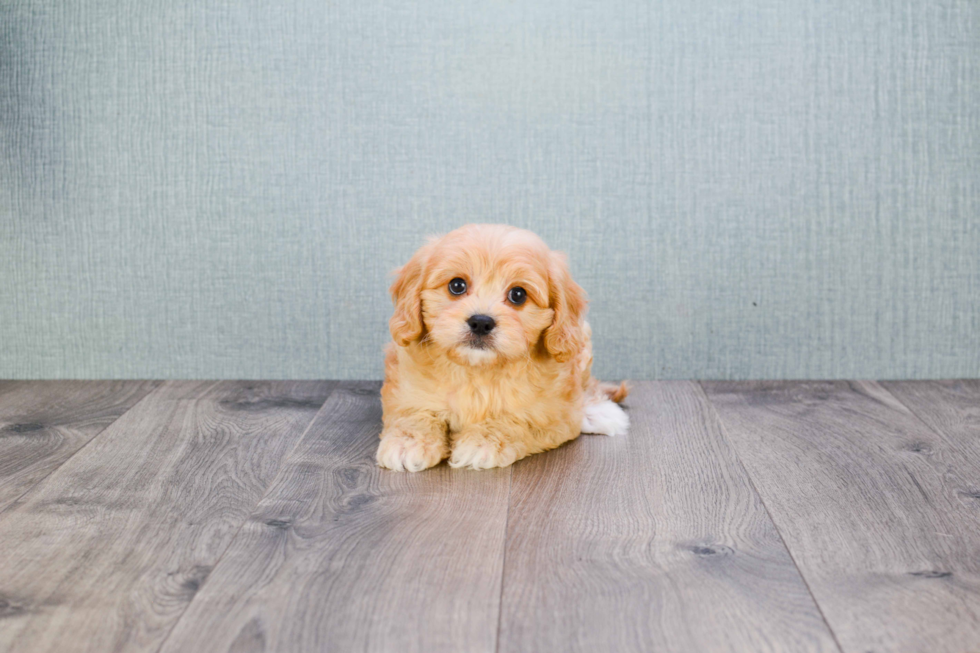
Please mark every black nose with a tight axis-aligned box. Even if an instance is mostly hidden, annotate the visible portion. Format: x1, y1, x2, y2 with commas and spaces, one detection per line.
467, 314, 496, 336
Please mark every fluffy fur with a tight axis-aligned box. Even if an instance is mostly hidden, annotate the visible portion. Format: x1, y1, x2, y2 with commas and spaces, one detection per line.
378, 224, 629, 472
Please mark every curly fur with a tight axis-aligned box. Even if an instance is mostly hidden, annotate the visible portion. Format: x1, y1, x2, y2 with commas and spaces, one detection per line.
378, 224, 629, 472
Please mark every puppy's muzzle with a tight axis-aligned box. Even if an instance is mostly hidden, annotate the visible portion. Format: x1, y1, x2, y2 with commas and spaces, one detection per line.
466, 314, 496, 336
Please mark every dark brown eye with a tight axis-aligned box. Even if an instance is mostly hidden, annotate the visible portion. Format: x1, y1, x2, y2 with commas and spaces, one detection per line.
508, 287, 527, 305
448, 278, 467, 295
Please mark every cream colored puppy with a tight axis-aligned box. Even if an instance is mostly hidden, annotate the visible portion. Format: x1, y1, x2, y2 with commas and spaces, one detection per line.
378, 224, 629, 472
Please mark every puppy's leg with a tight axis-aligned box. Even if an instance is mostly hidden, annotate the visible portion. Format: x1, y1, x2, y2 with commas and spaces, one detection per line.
449, 422, 528, 470
377, 413, 448, 472
450, 416, 584, 469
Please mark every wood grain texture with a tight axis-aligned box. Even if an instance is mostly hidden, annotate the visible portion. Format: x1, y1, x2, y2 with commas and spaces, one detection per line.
498, 381, 839, 653
0, 380, 334, 653
159, 382, 512, 653
0, 380, 160, 514
703, 380, 980, 653
882, 380, 980, 450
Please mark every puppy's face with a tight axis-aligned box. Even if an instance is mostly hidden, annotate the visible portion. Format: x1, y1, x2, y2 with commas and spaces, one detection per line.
389, 224, 586, 366
420, 238, 553, 367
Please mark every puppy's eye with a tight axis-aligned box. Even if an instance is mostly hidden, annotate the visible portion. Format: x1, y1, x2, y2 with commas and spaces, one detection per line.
448, 278, 467, 295
507, 287, 527, 306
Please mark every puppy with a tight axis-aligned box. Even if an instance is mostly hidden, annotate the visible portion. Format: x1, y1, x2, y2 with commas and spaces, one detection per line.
378, 224, 629, 472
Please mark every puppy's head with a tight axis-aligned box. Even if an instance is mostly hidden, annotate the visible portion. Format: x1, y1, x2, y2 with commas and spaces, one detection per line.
389, 224, 586, 366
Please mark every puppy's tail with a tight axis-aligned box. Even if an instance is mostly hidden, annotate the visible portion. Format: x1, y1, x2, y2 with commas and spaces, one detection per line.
582, 379, 630, 437
598, 380, 630, 404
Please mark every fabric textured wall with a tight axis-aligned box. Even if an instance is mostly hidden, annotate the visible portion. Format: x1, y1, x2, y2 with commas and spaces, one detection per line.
1, 1, 978, 380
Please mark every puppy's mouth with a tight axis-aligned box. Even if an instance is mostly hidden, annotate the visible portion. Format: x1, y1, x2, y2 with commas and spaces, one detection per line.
453, 336, 500, 367
462, 335, 494, 351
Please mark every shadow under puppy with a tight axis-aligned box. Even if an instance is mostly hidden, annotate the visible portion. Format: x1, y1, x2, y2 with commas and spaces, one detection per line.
378, 224, 629, 472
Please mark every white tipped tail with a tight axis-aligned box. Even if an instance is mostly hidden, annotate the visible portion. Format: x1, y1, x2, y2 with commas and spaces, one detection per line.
581, 399, 630, 436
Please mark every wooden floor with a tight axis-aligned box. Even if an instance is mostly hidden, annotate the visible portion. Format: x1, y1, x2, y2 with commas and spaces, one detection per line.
0, 381, 978, 653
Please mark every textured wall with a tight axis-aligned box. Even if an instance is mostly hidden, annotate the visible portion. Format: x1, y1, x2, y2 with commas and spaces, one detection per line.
1, 0, 978, 380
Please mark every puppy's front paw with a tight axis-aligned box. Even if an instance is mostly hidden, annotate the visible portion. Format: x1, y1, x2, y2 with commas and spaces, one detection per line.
449, 433, 520, 470
377, 430, 446, 472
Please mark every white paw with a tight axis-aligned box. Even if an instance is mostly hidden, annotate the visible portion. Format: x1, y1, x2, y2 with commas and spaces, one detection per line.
376, 432, 444, 472
449, 438, 518, 470
581, 400, 629, 436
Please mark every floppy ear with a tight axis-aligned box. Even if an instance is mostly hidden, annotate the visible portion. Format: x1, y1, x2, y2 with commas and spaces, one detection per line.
388, 243, 431, 346
544, 250, 587, 362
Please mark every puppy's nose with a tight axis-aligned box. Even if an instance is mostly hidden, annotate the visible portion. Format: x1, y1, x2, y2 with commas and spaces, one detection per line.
467, 314, 496, 336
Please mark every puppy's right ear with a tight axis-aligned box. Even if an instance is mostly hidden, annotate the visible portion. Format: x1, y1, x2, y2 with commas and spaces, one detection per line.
388, 242, 432, 346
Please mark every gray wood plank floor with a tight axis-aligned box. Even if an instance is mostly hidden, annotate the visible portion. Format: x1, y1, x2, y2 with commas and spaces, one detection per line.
0, 380, 160, 514
499, 381, 838, 653
0, 381, 335, 653
0, 380, 977, 652
703, 380, 980, 653
160, 382, 511, 653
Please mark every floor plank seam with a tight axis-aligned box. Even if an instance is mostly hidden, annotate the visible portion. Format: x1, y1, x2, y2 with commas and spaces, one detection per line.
150, 381, 339, 653
493, 467, 514, 653
877, 383, 955, 446
696, 381, 847, 653
0, 380, 163, 521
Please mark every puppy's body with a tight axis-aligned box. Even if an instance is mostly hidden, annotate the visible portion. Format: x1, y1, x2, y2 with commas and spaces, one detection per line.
379, 224, 628, 472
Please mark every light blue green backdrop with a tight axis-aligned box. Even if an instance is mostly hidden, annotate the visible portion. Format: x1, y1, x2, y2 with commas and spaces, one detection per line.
2, 1, 978, 379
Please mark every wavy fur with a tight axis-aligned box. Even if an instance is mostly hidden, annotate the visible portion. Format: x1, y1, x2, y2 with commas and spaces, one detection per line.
378, 224, 629, 471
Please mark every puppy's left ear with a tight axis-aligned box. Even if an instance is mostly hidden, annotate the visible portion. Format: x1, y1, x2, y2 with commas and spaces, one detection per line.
388, 242, 432, 346
544, 250, 587, 362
